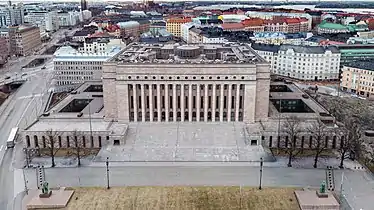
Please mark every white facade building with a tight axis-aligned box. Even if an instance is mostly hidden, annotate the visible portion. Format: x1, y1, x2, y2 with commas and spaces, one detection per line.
80, 10, 92, 21
78, 38, 125, 54
57, 11, 80, 27
25, 11, 59, 32
181, 22, 199, 43
53, 44, 123, 91
252, 43, 341, 81
0, 3, 24, 27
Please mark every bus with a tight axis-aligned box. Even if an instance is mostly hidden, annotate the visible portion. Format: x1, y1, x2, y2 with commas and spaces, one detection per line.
6, 127, 18, 149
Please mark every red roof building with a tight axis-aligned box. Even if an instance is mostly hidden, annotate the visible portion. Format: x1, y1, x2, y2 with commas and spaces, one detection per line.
221, 23, 245, 31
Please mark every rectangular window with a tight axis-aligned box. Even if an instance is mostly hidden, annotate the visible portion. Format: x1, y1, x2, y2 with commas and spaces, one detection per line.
185, 96, 188, 108
193, 96, 196, 108
177, 96, 181, 109
146, 96, 150, 109
67, 136, 70, 147
231, 96, 235, 109
201, 96, 204, 109
154, 96, 157, 109
208, 96, 211, 109
162, 96, 165, 109
224, 96, 227, 109
130, 96, 134, 109
169, 96, 173, 108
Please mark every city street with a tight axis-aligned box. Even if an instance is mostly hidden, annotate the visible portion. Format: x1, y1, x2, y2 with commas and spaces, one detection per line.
0, 56, 54, 210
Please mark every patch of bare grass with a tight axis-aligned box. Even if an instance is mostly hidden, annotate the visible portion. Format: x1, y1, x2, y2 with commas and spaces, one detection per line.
64, 186, 300, 210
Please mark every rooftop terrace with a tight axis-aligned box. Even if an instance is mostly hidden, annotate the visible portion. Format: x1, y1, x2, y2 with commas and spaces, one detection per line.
111, 43, 265, 64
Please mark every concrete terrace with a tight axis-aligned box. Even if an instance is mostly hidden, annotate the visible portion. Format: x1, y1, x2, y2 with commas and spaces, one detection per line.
95, 122, 274, 162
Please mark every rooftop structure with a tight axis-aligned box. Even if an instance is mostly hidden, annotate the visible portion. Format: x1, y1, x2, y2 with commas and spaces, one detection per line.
112, 42, 265, 64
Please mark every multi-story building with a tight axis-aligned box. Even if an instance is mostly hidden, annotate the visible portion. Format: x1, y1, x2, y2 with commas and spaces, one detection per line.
78, 37, 125, 54
53, 44, 123, 91
0, 28, 10, 55
341, 62, 374, 98
337, 44, 374, 68
166, 17, 192, 37
181, 22, 198, 42
8, 25, 41, 56
25, 11, 59, 32
251, 43, 280, 73
276, 45, 340, 81
252, 43, 340, 81
252, 32, 311, 45
57, 11, 80, 27
0, 37, 8, 65
0, 3, 24, 27
102, 43, 270, 123
117, 21, 140, 40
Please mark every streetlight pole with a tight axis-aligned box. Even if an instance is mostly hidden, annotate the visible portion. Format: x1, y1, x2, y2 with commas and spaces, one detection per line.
22, 168, 28, 195
277, 99, 282, 142
106, 157, 110, 189
259, 157, 263, 190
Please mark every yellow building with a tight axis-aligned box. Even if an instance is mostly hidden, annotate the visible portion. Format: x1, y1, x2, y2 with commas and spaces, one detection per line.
341, 62, 374, 98
166, 17, 192, 37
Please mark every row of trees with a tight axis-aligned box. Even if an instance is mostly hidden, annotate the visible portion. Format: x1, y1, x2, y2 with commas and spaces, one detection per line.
281, 116, 364, 168
35, 129, 88, 167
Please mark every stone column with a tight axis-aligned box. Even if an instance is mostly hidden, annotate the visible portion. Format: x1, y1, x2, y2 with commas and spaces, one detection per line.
235, 84, 240, 121
181, 84, 185, 122
173, 83, 177, 122
212, 84, 216, 122
141, 84, 145, 122
165, 84, 169, 122
220, 84, 224, 122
196, 84, 200, 122
204, 84, 208, 122
133, 84, 138, 122
188, 84, 192, 122
157, 83, 161, 122
149, 84, 153, 122
228, 84, 232, 122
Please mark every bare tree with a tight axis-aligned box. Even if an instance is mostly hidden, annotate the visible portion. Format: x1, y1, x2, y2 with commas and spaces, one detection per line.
281, 116, 303, 167
44, 129, 61, 168
70, 130, 86, 167
307, 119, 329, 168
336, 118, 363, 168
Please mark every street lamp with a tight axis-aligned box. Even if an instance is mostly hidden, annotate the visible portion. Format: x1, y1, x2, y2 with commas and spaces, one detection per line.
106, 157, 110, 189
259, 157, 263, 190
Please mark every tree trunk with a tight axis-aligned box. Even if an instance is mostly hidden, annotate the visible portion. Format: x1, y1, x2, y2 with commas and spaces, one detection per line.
287, 150, 292, 167
51, 152, 55, 167
339, 153, 345, 169
77, 148, 81, 167
313, 154, 318, 168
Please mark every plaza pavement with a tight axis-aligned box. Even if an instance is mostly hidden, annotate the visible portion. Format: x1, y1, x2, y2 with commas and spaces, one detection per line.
95, 123, 274, 162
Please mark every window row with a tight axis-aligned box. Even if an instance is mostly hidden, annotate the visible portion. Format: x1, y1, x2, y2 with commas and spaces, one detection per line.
126, 75, 248, 80
25, 135, 110, 148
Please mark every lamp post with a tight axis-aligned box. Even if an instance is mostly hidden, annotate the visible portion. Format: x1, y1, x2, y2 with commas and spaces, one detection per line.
106, 157, 110, 189
259, 157, 263, 190
277, 99, 282, 142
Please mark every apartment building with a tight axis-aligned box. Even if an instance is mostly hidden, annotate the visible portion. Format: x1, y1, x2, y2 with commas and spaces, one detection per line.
53, 44, 123, 91
0, 3, 24, 27
0, 37, 8, 65
8, 25, 41, 56
78, 37, 125, 54
341, 62, 374, 98
166, 17, 192, 37
252, 43, 341, 81
25, 11, 59, 32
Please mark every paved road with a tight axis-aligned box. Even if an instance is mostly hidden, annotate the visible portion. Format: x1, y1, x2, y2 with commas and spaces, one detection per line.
0, 58, 54, 210
0, 150, 14, 210
23, 166, 329, 188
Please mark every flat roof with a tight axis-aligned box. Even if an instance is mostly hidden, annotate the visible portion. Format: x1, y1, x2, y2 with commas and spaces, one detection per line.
111, 42, 265, 64
344, 61, 374, 71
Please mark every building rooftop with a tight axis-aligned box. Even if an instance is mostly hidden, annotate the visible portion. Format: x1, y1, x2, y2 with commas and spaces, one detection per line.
344, 61, 374, 71
111, 43, 265, 64
279, 44, 340, 54
53, 45, 122, 61
251, 43, 280, 53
